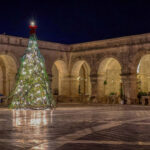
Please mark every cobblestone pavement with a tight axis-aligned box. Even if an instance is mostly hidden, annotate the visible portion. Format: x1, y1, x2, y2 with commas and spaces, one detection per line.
0, 105, 150, 150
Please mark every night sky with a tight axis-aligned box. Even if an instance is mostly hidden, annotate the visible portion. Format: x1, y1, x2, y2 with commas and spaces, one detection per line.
1, 0, 150, 44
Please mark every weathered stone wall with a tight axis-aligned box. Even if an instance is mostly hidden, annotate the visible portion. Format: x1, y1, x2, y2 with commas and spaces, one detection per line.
1, 33, 150, 104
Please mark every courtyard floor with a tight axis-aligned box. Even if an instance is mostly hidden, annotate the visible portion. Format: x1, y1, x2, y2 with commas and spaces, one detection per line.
0, 105, 150, 150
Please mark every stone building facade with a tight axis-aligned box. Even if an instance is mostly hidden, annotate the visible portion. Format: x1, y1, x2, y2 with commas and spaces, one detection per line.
1, 33, 150, 104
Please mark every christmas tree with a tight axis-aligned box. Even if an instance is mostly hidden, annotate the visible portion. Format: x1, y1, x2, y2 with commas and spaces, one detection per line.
9, 22, 55, 109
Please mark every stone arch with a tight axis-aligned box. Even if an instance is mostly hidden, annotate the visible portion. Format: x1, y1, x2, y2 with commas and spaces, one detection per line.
70, 60, 91, 100
99, 55, 123, 71
131, 50, 150, 74
0, 52, 19, 68
0, 54, 17, 96
97, 57, 122, 103
137, 54, 150, 94
51, 60, 69, 96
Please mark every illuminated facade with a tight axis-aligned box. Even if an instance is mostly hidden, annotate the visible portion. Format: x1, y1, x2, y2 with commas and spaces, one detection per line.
1, 33, 150, 104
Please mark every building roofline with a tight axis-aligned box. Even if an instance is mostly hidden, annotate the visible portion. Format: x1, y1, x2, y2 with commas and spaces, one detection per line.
69, 33, 150, 51
1, 32, 150, 52
0, 34, 69, 52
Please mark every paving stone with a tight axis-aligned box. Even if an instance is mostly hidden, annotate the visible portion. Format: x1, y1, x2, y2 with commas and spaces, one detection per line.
56, 143, 150, 150
0, 105, 149, 149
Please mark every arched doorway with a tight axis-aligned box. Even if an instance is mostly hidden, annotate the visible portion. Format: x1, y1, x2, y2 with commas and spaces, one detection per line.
79, 64, 87, 95
0, 63, 4, 95
51, 60, 68, 98
71, 60, 91, 102
137, 54, 150, 93
0, 55, 17, 96
98, 58, 122, 103
52, 64, 59, 95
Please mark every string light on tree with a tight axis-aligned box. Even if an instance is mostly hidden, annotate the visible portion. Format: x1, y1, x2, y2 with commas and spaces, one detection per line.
9, 21, 55, 109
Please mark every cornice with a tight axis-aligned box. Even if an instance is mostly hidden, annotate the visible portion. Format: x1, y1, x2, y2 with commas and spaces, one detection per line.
1, 33, 150, 53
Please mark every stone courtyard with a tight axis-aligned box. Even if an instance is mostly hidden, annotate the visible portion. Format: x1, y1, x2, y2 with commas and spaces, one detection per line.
0, 105, 150, 150
1, 32, 150, 149
2, 33, 150, 105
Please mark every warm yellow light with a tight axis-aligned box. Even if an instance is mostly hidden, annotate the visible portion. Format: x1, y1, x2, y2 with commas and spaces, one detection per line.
30, 21, 35, 26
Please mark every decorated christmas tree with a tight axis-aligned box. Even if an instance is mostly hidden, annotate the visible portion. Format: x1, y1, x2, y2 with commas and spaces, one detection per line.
9, 22, 55, 109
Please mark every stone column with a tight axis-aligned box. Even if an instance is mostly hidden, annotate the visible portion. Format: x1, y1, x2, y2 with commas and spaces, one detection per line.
60, 75, 71, 97
1, 67, 6, 96
90, 74, 98, 102
9, 73, 17, 92
49, 74, 53, 82
70, 75, 79, 97
97, 73, 105, 98
121, 73, 137, 104
3, 77, 6, 96
48, 74, 53, 89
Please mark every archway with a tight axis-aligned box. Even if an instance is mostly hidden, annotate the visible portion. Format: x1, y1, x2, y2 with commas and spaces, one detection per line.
79, 64, 88, 95
71, 60, 91, 101
0, 65, 4, 94
137, 54, 150, 93
98, 58, 122, 102
0, 55, 17, 96
51, 60, 68, 97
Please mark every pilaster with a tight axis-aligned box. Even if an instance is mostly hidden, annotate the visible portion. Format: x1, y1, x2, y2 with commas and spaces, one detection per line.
121, 73, 137, 104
